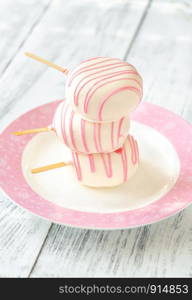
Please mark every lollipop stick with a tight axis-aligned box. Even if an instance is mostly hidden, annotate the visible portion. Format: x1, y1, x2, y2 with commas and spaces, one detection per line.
31, 162, 71, 174
25, 52, 68, 74
13, 127, 52, 136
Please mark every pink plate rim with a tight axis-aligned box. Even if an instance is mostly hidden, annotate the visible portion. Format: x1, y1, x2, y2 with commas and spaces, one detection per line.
0, 100, 192, 229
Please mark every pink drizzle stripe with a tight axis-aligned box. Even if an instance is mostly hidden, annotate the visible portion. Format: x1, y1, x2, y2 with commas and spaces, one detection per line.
73, 63, 128, 105
111, 122, 114, 149
132, 137, 137, 164
128, 135, 137, 164
61, 103, 69, 146
69, 110, 78, 151
74, 70, 139, 106
79, 57, 103, 64
69, 58, 117, 85
121, 144, 128, 181
72, 152, 82, 181
101, 153, 113, 178
88, 154, 96, 172
134, 140, 139, 163
117, 117, 124, 145
69, 58, 115, 85
97, 123, 103, 152
107, 153, 113, 178
84, 77, 141, 113
81, 119, 89, 152
98, 86, 141, 121
128, 135, 134, 163
69, 60, 124, 86
93, 123, 100, 152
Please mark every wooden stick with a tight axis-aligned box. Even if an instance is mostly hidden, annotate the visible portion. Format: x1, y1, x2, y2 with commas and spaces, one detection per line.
13, 127, 52, 136
31, 162, 71, 174
25, 52, 68, 74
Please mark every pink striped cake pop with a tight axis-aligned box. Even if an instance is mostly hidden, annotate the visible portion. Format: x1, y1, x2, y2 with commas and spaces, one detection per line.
70, 135, 139, 187
52, 101, 130, 154
66, 57, 143, 122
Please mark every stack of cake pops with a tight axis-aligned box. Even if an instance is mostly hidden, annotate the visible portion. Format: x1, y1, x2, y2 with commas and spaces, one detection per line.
15, 55, 143, 187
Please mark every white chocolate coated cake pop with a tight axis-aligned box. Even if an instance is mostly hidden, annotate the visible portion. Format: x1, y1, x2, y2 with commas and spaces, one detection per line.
52, 101, 130, 154
66, 57, 143, 122
70, 135, 139, 187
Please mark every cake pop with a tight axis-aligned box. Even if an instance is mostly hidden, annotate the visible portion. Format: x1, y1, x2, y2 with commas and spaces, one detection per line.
66, 57, 143, 122
52, 101, 130, 153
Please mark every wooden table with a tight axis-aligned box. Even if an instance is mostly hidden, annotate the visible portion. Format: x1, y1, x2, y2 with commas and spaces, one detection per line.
0, 0, 192, 278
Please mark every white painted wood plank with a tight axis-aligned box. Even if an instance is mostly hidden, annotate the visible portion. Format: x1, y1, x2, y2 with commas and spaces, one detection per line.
0, 197, 51, 277
0, 0, 51, 75
127, 0, 192, 120
0, 0, 53, 279
0, 0, 150, 277
30, 207, 192, 277
30, 0, 192, 277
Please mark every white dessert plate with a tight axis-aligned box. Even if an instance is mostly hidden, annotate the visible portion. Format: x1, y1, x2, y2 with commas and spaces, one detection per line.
0, 100, 192, 229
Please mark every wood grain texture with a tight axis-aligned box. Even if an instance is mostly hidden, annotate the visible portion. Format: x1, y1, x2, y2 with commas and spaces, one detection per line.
0, 0, 51, 75
127, 0, 192, 120
0, 0, 53, 279
0, 0, 192, 278
30, 207, 192, 277
0, 197, 51, 277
